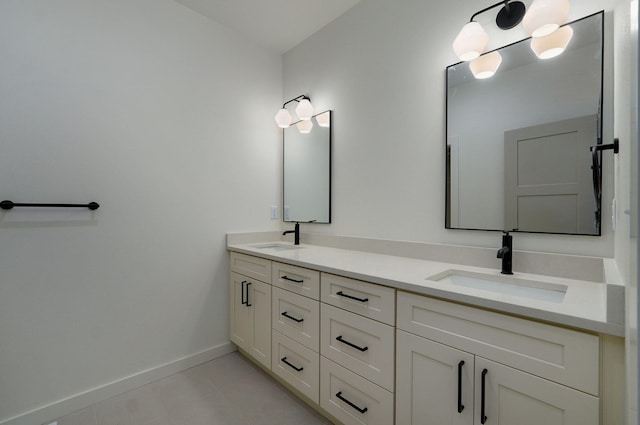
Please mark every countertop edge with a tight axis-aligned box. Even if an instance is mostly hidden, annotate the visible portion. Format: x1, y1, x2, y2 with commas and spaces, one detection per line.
227, 244, 625, 337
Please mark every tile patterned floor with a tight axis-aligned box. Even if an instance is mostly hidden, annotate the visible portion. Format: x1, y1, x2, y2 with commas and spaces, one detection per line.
56, 352, 332, 425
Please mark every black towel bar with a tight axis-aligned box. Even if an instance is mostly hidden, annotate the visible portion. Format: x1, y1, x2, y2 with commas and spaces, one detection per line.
0, 200, 100, 211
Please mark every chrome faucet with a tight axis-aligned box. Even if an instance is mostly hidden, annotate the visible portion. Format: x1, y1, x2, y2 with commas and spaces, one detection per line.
283, 222, 300, 245
497, 231, 514, 275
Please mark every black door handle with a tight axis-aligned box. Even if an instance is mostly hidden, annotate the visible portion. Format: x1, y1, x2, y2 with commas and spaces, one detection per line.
282, 275, 304, 283
336, 391, 368, 414
481, 368, 488, 424
336, 291, 369, 303
281, 357, 304, 372
458, 360, 465, 413
281, 311, 304, 323
336, 335, 368, 352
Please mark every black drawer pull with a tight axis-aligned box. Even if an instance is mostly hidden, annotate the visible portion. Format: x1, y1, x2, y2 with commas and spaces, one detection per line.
282, 275, 304, 283
336, 291, 369, 303
336, 391, 368, 414
481, 368, 488, 424
336, 335, 368, 352
281, 357, 304, 372
457, 360, 465, 413
281, 311, 304, 323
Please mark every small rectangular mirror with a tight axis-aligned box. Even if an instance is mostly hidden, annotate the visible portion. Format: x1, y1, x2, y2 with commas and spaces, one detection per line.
283, 110, 332, 223
446, 12, 604, 235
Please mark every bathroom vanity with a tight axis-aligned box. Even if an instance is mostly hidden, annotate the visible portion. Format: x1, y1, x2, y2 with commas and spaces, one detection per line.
227, 235, 624, 425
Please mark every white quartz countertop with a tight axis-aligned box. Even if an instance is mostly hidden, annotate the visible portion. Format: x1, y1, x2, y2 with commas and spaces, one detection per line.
227, 241, 624, 336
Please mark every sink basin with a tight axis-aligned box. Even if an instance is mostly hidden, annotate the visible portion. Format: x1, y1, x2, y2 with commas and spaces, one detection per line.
427, 270, 567, 303
251, 243, 302, 252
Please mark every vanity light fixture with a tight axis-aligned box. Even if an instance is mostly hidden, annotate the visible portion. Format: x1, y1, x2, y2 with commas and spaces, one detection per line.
530, 24, 574, 59
452, 0, 526, 62
470, 50, 503, 79
274, 95, 315, 131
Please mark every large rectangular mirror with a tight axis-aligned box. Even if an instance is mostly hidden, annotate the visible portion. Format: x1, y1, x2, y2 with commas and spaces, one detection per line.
446, 12, 604, 235
283, 110, 332, 223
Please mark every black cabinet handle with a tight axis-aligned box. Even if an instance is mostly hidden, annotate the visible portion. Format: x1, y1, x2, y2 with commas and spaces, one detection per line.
458, 361, 465, 413
281, 311, 304, 323
336, 391, 368, 414
281, 357, 304, 372
336, 335, 368, 352
282, 275, 304, 283
481, 368, 488, 424
241, 281, 248, 305
336, 291, 369, 303
245, 281, 252, 307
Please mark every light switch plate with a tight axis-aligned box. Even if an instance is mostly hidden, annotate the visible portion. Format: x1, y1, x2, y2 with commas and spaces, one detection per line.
271, 205, 278, 220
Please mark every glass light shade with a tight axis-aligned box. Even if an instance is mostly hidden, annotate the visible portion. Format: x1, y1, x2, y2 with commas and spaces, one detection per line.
297, 119, 314, 134
295, 99, 314, 121
453, 21, 489, 62
469, 51, 502, 79
275, 108, 292, 128
531, 25, 574, 59
315, 111, 330, 127
522, 0, 570, 37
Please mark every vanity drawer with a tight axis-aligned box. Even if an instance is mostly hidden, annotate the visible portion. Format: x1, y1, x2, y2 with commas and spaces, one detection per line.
320, 304, 395, 391
272, 330, 320, 404
397, 291, 600, 395
272, 262, 320, 300
272, 287, 320, 352
321, 273, 395, 325
320, 356, 394, 425
230, 252, 271, 283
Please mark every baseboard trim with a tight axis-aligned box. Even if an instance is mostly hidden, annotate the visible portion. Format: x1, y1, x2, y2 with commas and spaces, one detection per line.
1, 342, 236, 425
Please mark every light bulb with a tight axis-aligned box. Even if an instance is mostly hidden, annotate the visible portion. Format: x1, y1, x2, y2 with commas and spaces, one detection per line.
275, 108, 292, 128
523, 0, 570, 37
295, 99, 314, 121
297, 120, 313, 134
315, 111, 330, 127
531, 25, 574, 59
469, 51, 502, 79
453, 21, 489, 62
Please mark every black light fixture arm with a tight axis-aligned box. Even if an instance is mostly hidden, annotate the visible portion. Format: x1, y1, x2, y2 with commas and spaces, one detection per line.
0, 200, 100, 210
469, 0, 526, 30
281, 95, 310, 109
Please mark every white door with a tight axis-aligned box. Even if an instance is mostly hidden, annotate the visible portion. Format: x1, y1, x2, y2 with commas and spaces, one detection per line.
396, 330, 474, 425
504, 115, 597, 233
474, 358, 599, 425
247, 279, 272, 369
229, 272, 250, 350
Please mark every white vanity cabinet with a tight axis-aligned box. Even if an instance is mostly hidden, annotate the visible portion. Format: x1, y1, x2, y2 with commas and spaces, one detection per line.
396, 291, 600, 425
229, 253, 272, 369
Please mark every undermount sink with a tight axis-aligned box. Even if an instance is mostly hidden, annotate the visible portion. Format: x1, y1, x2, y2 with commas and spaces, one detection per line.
251, 243, 303, 252
427, 270, 567, 303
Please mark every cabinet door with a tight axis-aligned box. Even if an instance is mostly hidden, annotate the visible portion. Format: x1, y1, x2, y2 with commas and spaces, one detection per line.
475, 358, 599, 425
247, 279, 272, 369
396, 330, 474, 425
230, 272, 250, 350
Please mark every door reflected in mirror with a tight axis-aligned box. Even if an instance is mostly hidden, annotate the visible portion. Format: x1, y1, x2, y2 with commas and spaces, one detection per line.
283, 110, 331, 223
446, 12, 603, 236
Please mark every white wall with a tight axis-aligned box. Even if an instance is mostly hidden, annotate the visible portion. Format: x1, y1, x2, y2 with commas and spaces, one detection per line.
283, 0, 615, 257
0, 1, 282, 423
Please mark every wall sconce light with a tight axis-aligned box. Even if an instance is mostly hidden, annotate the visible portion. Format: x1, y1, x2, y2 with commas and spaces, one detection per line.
453, 0, 571, 78
470, 51, 503, 79
530, 24, 574, 59
275, 95, 315, 129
